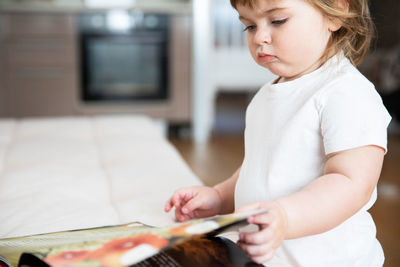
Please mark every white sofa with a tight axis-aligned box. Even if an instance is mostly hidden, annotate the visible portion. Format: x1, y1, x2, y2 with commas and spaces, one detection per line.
0, 115, 201, 238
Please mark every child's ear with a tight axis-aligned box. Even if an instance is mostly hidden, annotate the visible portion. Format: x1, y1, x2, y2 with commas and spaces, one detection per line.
328, 19, 342, 33
328, 0, 349, 32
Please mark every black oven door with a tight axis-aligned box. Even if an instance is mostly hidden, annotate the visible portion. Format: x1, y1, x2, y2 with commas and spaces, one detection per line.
80, 30, 168, 102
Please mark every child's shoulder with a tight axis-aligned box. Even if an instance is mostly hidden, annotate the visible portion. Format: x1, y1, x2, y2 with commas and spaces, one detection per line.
319, 57, 376, 97
313, 57, 384, 111
331, 56, 373, 85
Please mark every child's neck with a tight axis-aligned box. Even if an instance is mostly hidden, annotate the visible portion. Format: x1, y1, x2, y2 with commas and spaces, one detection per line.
275, 55, 332, 84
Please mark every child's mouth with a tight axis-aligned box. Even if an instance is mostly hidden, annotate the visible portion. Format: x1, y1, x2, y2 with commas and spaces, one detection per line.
258, 53, 277, 63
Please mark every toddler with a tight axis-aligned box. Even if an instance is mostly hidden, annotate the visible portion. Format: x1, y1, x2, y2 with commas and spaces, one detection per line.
165, 0, 391, 266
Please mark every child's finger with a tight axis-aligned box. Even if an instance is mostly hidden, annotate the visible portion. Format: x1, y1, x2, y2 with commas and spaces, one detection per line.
165, 194, 180, 212
239, 227, 271, 245
175, 208, 191, 222
247, 212, 271, 225
235, 202, 263, 214
237, 240, 271, 257
165, 190, 186, 212
251, 250, 275, 265
164, 198, 174, 212
181, 196, 204, 215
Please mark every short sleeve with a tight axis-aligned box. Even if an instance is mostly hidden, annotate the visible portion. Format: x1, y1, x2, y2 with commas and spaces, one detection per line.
318, 76, 391, 155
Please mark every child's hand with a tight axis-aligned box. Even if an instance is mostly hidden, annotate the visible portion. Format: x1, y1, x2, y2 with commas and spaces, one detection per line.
236, 201, 288, 264
164, 186, 222, 222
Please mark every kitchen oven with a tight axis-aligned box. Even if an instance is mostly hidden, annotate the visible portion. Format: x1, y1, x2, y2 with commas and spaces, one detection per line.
79, 11, 169, 102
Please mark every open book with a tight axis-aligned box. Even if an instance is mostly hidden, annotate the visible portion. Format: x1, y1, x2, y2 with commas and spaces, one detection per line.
0, 210, 266, 267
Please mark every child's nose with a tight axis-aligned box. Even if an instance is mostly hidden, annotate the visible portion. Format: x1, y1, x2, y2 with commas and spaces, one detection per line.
254, 29, 272, 45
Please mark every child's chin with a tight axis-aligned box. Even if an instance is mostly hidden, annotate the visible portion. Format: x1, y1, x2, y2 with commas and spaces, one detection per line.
260, 64, 282, 76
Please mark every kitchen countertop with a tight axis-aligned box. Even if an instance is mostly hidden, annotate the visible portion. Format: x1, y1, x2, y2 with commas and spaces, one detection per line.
0, 0, 192, 14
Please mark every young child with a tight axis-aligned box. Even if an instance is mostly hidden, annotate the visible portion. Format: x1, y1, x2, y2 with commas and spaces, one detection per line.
165, 0, 391, 266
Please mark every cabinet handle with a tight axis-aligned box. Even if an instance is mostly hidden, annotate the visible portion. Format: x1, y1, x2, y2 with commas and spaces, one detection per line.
14, 67, 66, 79
12, 40, 68, 51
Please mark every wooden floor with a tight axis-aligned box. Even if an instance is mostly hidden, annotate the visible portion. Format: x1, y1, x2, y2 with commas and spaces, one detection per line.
169, 133, 400, 267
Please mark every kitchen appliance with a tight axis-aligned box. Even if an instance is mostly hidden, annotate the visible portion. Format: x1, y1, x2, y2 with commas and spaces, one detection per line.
79, 11, 169, 102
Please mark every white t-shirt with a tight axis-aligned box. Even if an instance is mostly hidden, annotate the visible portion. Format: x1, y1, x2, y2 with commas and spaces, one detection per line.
235, 54, 391, 267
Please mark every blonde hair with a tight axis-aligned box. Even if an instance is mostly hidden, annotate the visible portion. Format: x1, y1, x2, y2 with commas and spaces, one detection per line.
230, 0, 375, 66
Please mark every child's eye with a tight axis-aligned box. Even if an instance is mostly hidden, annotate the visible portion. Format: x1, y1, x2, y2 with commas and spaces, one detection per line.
243, 25, 256, 32
271, 18, 288, 26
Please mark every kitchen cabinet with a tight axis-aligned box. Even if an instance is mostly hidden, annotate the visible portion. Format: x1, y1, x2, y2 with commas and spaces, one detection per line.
0, 13, 78, 117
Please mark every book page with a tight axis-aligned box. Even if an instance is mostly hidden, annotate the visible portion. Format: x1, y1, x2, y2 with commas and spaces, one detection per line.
0, 209, 266, 267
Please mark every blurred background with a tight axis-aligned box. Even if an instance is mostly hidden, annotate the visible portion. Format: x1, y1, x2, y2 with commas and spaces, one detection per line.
0, 0, 398, 265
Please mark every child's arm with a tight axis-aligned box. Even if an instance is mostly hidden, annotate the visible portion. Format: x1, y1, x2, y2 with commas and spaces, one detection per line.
237, 145, 384, 264
165, 167, 241, 221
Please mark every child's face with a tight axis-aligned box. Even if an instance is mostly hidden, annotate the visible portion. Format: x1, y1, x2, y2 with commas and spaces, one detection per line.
237, 0, 335, 82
